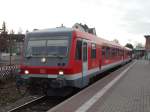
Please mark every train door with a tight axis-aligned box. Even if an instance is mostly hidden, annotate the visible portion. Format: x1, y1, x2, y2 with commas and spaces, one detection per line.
82, 40, 88, 87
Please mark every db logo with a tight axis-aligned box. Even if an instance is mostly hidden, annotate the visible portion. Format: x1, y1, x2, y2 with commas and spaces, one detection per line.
40, 69, 46, 74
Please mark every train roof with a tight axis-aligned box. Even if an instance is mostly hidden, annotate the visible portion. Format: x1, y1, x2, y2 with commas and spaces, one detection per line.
75, 29, 123, 49
27, 27, 124, 49
97, 37, 123, 48
28, 27, 73, 34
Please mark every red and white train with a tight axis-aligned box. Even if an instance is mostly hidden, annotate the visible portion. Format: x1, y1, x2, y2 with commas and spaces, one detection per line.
18, 27, 132, 96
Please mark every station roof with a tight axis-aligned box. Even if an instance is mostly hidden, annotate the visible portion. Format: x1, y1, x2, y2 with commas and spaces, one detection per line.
134, 48, 145, 51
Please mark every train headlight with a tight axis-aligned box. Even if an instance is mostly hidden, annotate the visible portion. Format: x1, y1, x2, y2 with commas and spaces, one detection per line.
25, 70, 29, 74
59, 71, 64, 75
41, 57, 46, 63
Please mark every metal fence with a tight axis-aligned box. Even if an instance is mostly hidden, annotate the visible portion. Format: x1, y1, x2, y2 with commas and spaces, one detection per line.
0, 65, 18, 81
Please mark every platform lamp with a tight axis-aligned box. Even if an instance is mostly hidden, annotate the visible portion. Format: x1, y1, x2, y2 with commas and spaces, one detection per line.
0, 29, 3, 60
9, 34, 12, 66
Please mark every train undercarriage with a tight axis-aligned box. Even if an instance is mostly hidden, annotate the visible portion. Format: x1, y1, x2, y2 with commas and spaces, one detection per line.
16, 77, 75, 97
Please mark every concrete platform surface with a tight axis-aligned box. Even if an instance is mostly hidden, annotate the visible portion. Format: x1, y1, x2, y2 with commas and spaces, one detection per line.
48, 60, 150, 112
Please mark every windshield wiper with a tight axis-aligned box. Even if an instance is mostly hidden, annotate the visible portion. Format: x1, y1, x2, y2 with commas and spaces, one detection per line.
48, 53, 64, 59
26, 55, 32, 59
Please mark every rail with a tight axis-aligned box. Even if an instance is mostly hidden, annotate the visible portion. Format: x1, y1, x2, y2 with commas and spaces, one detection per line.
7, 95, 46, 112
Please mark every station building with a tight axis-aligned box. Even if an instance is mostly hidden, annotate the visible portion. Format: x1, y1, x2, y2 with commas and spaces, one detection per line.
133, 48, 145, 59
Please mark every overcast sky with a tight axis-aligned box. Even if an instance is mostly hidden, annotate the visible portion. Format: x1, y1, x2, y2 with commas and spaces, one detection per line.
0, 0, 149, 46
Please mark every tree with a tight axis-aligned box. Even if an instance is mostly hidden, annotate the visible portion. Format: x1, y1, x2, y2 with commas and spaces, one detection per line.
18, 27, 23, 34
0, 21, 8, 34
112, 39, 119, 44
10, 29, 15, 34
26, 30, 29, 33
125, 43, 134, 49
0, 21, 9, 52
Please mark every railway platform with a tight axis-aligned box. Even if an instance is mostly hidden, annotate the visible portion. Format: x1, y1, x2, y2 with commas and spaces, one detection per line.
48, 60, 150, 112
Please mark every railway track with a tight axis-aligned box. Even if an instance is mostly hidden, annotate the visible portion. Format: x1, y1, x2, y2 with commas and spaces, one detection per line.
7, 94, 74, 112
7, 95, 46, 112
6, 62, 131, 112
20, 97, 65, 112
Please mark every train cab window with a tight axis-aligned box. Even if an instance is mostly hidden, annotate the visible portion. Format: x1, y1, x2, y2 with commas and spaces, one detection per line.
75, 40, 82, 60
91, 43, 96, 59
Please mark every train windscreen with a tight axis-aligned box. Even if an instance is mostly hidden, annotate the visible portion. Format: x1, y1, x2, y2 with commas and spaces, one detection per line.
26, 38, 69, 57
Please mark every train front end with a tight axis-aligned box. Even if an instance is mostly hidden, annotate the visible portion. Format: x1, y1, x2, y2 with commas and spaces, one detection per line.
18, 28, 75, 96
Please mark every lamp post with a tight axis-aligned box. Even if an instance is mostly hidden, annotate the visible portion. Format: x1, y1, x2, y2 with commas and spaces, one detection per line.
9, 34, 12, 66
0, 29, 2, 61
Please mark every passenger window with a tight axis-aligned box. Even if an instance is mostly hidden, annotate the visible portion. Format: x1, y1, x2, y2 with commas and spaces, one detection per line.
115, 48, 118, 56
117, 49, 119, 56
102, 47, 105, 56
106, 47, 110, 58
75, 40, 82, 60
91, 43, 96, 59
112, 48, 115, 57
